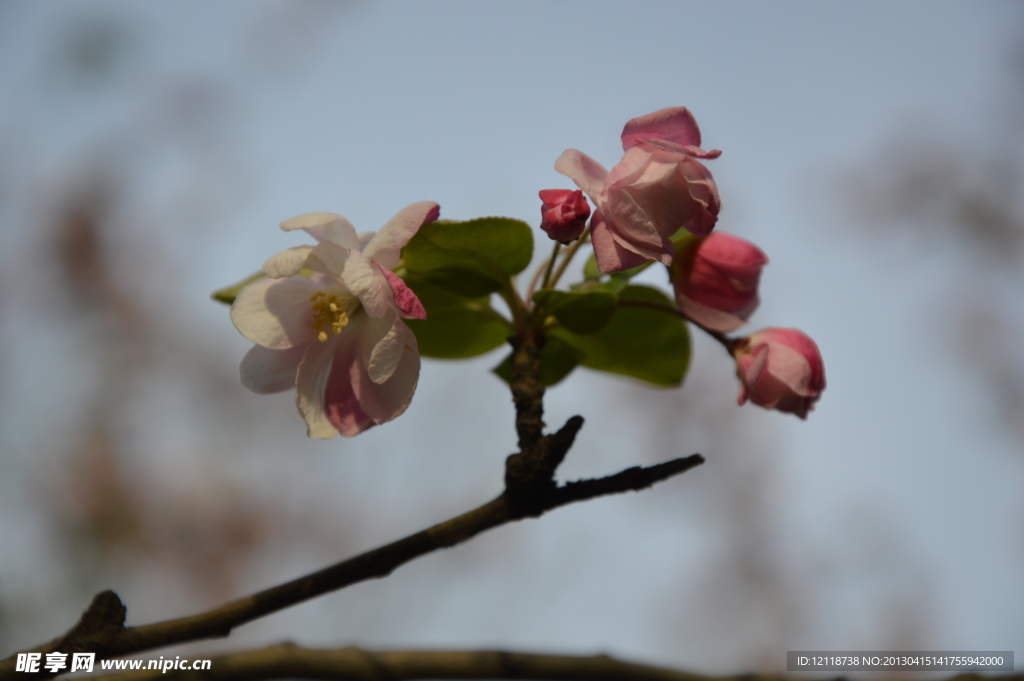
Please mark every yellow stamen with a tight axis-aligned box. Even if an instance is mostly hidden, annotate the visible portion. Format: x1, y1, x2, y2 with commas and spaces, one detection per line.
310, 290, 358, 342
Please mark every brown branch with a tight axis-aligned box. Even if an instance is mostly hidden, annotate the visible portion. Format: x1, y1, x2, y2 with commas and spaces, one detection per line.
82, 644, 1024, 681
0, 452, 703, 680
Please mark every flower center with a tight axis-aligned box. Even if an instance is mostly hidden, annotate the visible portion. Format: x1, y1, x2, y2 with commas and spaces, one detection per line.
310, 290, 359, 342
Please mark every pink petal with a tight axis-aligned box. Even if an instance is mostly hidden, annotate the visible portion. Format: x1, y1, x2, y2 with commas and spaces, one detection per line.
379, 265, 427, 319
239, 343, 306, 394
736, 343, 769, 405
230, 276, 320, 349
263, 245, 313, 278
604, 146, 654, 189
342, 249, 391, 318
351, 322, 420, 425
621, 106, 703, 152
591, 212, 651, 274
603, 188, 674, 262
323, 335, 375, 437
554, 149, 608, 202
676, 295, 749, 333
280, 212, 359, 249
295, 336, 341, 439
637, 138, 722, 160
362, 202, 440, 270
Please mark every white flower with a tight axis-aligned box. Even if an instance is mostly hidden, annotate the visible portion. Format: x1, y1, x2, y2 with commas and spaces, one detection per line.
230, 202, 438, 438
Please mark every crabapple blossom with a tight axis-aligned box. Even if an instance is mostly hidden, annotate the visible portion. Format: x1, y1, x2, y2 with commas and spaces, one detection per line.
733, 328, 825, 419
555, 106, 721, 273
539, 189, 590, 243
672, 232, 768, 332
230, 202, 439, 438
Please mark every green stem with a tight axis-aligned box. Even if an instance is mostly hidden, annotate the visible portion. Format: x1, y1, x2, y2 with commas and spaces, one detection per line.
547, 227, 590, 290
540, 241, 561, 292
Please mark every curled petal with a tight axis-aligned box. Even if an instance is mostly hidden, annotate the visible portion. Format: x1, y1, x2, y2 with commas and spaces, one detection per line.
604, 146, 654, 189
621, 106, 704, 152
362, 201, 440, 270
591, 211, 651, 273
353, 309, 403, 385
239, 344, 306, 394
263, 245, 314, 278
231, 276, 320, 349
295, 335, 341, 439
379, 265, 426, 319
342, 249, 391, 318
280, 212, 359, 249
308, 240, 350, 276
554, 149, 608, 201
352, 322, 420, 425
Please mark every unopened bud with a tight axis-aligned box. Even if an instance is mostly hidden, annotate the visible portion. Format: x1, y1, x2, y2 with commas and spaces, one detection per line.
539, 189, 590, 243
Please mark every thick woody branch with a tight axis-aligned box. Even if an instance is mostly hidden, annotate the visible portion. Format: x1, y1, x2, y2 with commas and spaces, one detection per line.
0, 454, 702, 680
83, 644, 1024, 681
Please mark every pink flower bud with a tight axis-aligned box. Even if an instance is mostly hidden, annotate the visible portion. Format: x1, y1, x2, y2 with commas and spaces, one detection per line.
672, 232, 768, 332
733, 328, 825, 419
539, 189, 590, 243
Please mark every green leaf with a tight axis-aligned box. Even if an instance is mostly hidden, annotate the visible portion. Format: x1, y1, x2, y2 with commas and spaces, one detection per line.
583, 253, 601, 281
492, 334, 582, 387
551, 285, 690, 386
532, 289, 618, 335
402, 217, 533, 297
401, 274, 510, 359
211, 271, 264, 305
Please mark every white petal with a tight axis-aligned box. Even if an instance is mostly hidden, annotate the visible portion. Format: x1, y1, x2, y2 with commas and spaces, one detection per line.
280, 212, 359, 249
352, 322, 420, 424
308, 240, 350, 276
354, 309, 402, 384
263, 245, 313, 278
294, 334, 339, 439
239, 344, 305, 394
362, 202, 440, 270
230, 276, 320, 349
342, 249, 391, 317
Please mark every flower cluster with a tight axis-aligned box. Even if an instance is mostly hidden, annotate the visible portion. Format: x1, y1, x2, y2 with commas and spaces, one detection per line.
230, 202, 438, 438
225, 106, 825, 440
540, 106, 824, 418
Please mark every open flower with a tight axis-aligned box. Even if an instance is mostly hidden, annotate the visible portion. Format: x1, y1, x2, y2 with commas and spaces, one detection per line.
555, 106, 721, 273
230, 202, 439, 438
672, 232, 768, 332
733, 328, 825, 419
